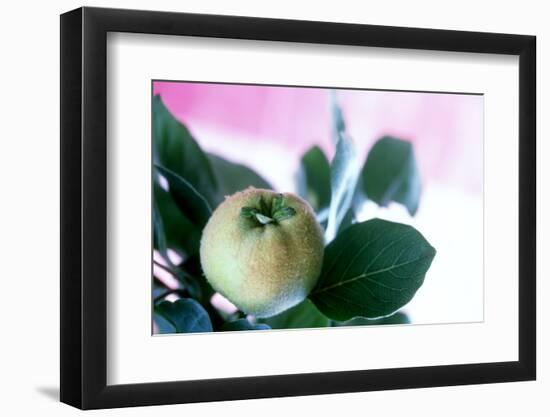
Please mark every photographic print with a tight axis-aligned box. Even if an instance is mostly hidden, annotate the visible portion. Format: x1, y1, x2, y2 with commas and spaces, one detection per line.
152, 81, 484, 335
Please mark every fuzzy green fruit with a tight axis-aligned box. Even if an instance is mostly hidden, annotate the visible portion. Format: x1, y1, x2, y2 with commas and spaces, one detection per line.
200, 188, 324, 318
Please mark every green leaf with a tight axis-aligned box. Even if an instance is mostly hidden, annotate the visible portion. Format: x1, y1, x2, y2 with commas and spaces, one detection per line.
153, 313, 176, 334
207, 153, 272, 206
361, 136, 421, 216
155, 299, 213, 333
297, 146, 331, 211
272, 206, 296, 222
325, 92, 360, 242
240, 207, 259, 218
180, 254, 216, 302
260, 299, 329, 329
259, 195, 270, 215
272, 193, 284, 212
309, 218, 436, 321
157, 264, 203, 301
337, 311, 411, 327
153, 95, 218, 204
153, 199, 168, 259
331, 91, 347, 144
153, 285, 168, 299
155, 165, 212, 230
221, 319, 271, 332
154, 177, 201, 256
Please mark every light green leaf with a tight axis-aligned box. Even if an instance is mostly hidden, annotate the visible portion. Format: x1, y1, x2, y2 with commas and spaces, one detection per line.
361, 136, 421, 215
221, 319, 271, 332
260, 299, 329, 329
155, 299, 213, 333
155, 165, 212, 230
297, 146, 331, 211
325, 91, 361, 242
309, 218, 436, 321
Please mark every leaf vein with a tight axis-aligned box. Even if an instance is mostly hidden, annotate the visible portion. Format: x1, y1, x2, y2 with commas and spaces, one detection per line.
314, 254, 432, 294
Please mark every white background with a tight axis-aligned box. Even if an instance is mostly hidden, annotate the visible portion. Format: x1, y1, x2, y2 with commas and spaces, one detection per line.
0, 0, 546, 416
108, 34, 516, 384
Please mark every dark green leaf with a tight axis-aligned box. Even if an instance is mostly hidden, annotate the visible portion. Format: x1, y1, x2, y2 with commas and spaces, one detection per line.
361, 136, 421, 215
153, 199, 168, 259
310, 218, 436, 321
154, 177, 201, 256
297, 146, 331, 211
155, 299, 213, 333
180, 254, 216, 303
153, 313, 177, 334
158, 265, 202, 301
207, 153, 272, 206
153, 257, 222, 328
153, 95, 218, 203
337, 311, 411, 327
221, 319, 271, 332
153, 285, 168, 299
260, 299, 329, 329
155, 165, 212, 230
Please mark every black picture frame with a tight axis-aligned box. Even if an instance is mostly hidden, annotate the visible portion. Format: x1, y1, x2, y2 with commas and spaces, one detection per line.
60, 6, 536, 410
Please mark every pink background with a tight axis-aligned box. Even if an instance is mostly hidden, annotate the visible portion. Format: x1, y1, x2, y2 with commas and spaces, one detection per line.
153, 81, 483, 195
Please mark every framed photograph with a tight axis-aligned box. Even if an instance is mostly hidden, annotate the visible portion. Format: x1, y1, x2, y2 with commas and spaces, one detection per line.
60, 6, 536, 409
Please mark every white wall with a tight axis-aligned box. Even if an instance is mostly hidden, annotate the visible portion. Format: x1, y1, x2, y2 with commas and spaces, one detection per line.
0, 0, 546, 415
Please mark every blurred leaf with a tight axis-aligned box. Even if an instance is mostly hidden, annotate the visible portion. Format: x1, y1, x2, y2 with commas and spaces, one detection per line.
337, 311, 411, 327
155, 164, 212, 230
208, 154, 272, 206
153, 285, 169, 299
172, 255, 228, 328
297, 146, 331, 211
153, 313, 177, 334
325, 92, 361, 242
161, 266, 203, 301
310, 218, 436, 321
154, 177, 201, 256
221, 319, 271, 331
153, 288, 189, 304
153, 198, 168, 259
361, 136, 421, 216
260, 299, 329, 329
181, 254, 216, 303
155, 298, 213, 333
330, 90, 347, 145
153, 95, 218, 204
